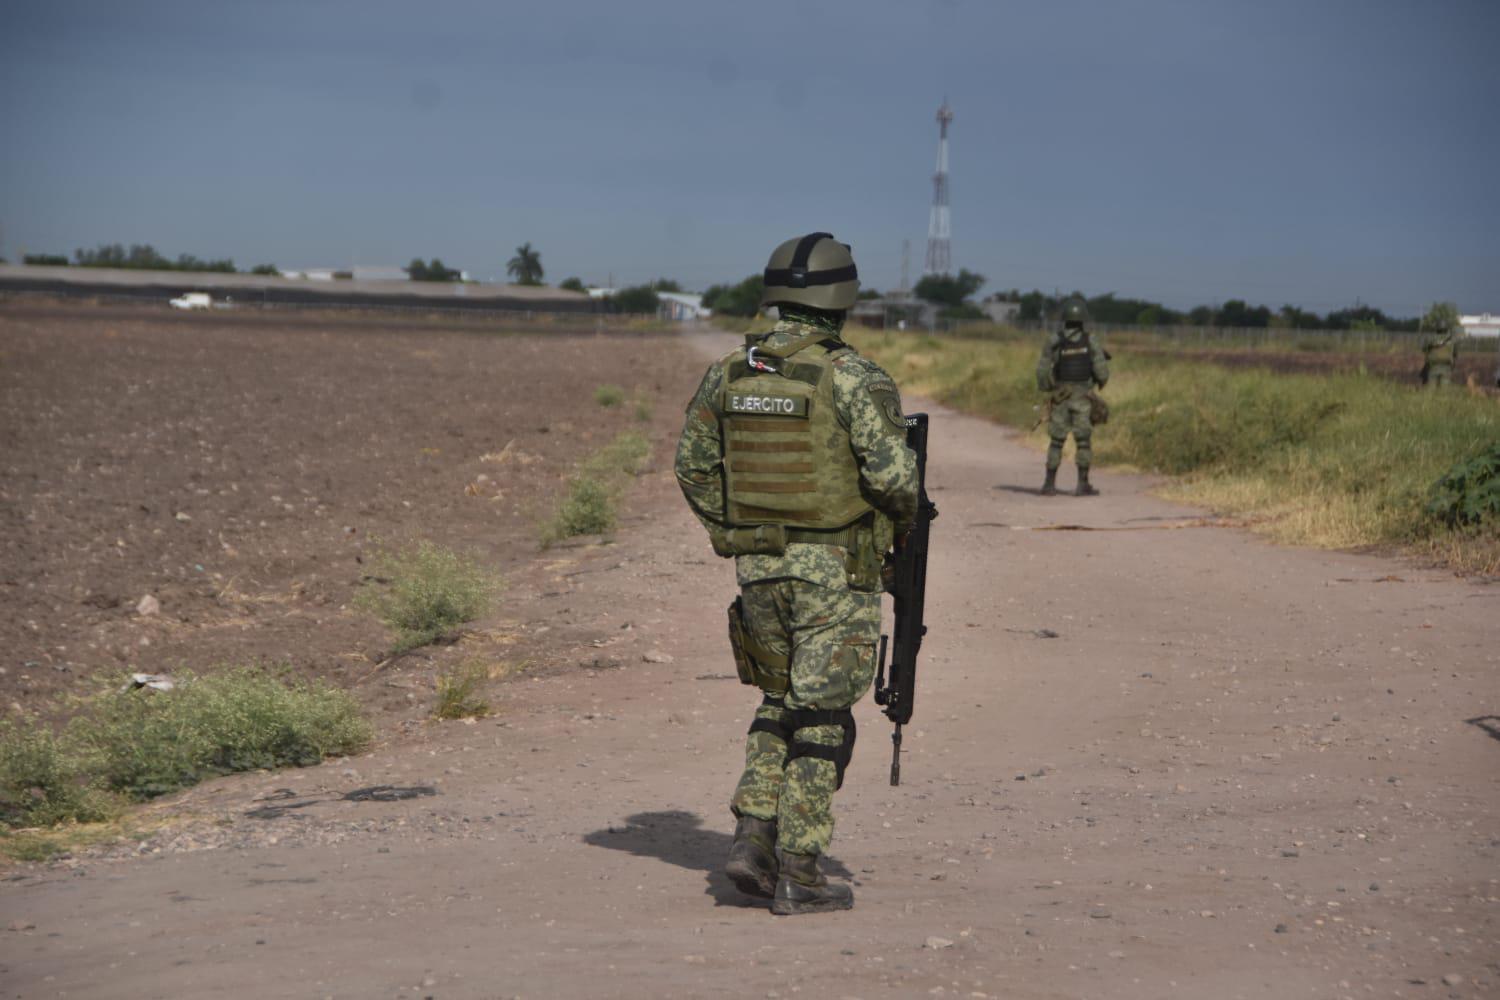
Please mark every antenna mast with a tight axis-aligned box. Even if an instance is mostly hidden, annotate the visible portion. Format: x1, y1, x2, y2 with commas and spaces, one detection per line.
924, 99, 954, 276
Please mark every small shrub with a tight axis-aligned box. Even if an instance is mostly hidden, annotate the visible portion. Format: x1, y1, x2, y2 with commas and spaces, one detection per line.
542, 476, 616, 544
594, 384, 625, 407
1426, 443, 1500, 529
356, 542, 498, 652
434, 661, 492, 720
0, 723, 117, 829
76, 669, 373, 800
539, 430, 652, 546
633, 396, 653, 422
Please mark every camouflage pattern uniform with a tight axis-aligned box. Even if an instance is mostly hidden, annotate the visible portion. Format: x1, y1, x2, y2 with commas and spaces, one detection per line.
1421, 330, 1458, 388
675, 310, 917, 857
1419, 302, 1462, 389
1036, 327, 1110, 479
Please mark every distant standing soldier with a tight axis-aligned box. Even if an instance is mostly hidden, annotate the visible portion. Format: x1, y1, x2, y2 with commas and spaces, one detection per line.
1036, 296, 1110, 496
1419, 302, 1461, 388
674, 233, 918, 914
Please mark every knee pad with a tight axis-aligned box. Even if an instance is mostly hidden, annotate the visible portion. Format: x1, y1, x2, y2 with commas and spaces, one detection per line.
775, 708, 857, 790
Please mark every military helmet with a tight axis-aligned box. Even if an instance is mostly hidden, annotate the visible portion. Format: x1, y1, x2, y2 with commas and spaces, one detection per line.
1062, 296, 1089, 326
761, 232, 860, 311
1421, 301, 1458, 332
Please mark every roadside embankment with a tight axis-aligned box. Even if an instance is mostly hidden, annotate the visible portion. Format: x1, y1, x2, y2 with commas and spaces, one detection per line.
850, 327, 1500, 573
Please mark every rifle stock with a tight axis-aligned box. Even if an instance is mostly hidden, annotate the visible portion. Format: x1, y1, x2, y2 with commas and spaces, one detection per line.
873, 412, 938, 786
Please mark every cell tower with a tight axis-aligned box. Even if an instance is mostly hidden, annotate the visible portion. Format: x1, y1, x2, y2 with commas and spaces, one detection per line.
924, 99, 954, 276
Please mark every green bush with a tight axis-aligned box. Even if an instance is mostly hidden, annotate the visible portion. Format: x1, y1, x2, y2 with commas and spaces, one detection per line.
0, 723, 116, 828
540, 430, 652, 546
594, 384, 625, 407
1, 670, 373, 826
1426, 444, 1500, 528
434, 661, 492, 720
77, 670, 372, 800
356, 541, 498, 652
544, 476, 616, 542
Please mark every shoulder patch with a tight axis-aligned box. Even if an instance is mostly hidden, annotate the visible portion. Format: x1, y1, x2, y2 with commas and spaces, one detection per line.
868, 382, 905, 432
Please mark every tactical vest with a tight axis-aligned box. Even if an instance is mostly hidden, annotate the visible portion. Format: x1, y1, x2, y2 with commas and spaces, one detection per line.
1054, 331, 1094, 383
1425, 334, 1456, 366
718, 331, 871, 535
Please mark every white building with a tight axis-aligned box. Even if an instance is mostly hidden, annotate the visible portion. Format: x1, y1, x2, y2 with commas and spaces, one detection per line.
1460, 313, 1499, 338
657, 292, 711, 321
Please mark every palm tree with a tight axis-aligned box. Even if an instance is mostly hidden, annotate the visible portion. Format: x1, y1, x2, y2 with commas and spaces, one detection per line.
507, 243, 544, 286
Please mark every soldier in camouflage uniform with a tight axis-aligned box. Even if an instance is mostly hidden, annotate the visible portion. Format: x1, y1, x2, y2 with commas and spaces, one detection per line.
675, 233, 918, 915
1036, 296, 1110, 496
1419, 302, 1461, 389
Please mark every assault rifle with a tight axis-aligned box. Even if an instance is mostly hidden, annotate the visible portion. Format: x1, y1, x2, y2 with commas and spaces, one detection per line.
873, 412, 938, 786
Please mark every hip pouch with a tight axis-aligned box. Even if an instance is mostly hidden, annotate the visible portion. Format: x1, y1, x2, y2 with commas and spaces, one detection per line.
710, 523, 787, 558
843, 516, 891, 592
1087, 390, 1110, 426
727, 597, 790, 696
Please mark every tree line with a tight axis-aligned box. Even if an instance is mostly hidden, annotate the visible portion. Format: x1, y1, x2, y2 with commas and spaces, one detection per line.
993, 289, 1420, 332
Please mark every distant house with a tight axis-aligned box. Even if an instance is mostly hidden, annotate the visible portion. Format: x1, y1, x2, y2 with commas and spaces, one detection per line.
280, 266, 419, 282
657, 292, 711, 321
1460, 313, 1499, 338
982, 295, 1021, 324
353, 265, 413, 282
851, 293, 938, 330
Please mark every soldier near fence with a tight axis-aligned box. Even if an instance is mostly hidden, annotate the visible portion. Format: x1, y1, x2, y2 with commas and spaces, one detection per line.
1419, 302, 1461, 389
1036, 296, 1110, 496
674, 232, 918, 915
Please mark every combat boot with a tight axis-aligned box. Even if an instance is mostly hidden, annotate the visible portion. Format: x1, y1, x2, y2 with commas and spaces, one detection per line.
1075, 468, 1099, 497
770, 850, 853, 915
1040, 467, 1058, 496
725, 816, 779, 898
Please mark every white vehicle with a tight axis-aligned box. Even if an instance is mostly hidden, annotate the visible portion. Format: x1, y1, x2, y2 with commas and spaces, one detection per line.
169, 292, 212, 310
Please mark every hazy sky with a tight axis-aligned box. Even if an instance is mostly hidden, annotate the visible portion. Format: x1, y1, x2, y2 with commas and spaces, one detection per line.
2, 0, 1496, 314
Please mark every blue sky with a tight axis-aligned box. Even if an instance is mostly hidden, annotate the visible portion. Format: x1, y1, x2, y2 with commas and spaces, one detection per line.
2, 0, 1495, 314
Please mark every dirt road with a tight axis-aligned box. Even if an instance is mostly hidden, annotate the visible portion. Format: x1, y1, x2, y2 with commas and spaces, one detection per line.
3, 324, 1497, 999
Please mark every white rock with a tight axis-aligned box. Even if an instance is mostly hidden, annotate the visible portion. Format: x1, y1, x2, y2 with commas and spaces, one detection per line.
136, 594, 161, 616
643, 651, 674, 663
924, 936, 955, 950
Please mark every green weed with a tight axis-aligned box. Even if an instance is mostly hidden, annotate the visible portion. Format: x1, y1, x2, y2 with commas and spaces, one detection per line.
540, 430, 653, 546
0, 722, 117, 829
1, 669, 373, 830
77, 669, 373, 800
434, 661, 493, 720
594, 384, 625, 407
542, 476, 616, 543
356, 542, 499, 652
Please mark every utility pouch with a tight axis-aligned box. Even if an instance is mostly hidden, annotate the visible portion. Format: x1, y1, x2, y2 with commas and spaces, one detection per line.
844, 518, 885, 592
727, 597, 790, 695
727, 598, 757, 686
1087, 390, 1110, 426
710, 523, 788, 558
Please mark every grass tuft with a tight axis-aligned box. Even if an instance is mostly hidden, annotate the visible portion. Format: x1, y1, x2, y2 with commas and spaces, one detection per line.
1, 669, 373, 832
540, 431, 652, 546
77, 669, 373, 800
593, 384, 625, 407
434, 661, 493, 720
356, 542, 499, 652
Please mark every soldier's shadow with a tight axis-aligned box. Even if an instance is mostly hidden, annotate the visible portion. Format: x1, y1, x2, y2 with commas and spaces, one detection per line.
582, 809, 851, 909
